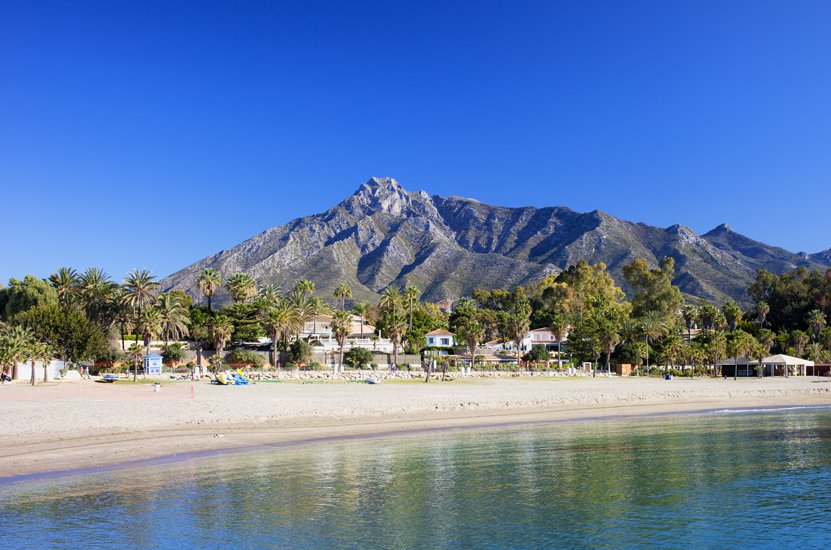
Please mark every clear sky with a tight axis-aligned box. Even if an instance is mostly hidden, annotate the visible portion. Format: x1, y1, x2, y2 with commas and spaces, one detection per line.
2, 0, 830, 284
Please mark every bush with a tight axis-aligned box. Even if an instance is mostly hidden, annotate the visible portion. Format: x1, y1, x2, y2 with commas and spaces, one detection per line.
227, 348, 265, 367
523, 344, 550, 363
162, 343, 187, 366
344, 348, 373, 369
288, 339, 311, 365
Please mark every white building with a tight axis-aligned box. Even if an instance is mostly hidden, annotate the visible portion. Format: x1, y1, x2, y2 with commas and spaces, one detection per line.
482, 328, 568, 353
425, 329, 456, 347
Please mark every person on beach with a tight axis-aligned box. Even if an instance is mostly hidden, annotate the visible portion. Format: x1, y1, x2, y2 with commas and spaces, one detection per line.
1, 365, 11, 383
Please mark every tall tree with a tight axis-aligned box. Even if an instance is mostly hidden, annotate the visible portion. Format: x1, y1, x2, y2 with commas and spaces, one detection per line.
334, 283, 352, 311
353, 301, 370, 339
623, 257, 684, 327
727, 330, 757, 381
807, 309, 826, 342
48, 267, 79, 306
156, 293, 190, 348
294, 279, 315, 296
197, 268, 222, 311
225, 273, 258, 303
722, 300, 742, 331
210, 316, 235, 368
121, 269, 159, 316
681, 304, 698, 341
639, 311, 667, 372
404, 285, 420, 329
549, 314, 569, 371
331, 310, 352, 373
458, 318, 485, 371
755, 301, 770, 327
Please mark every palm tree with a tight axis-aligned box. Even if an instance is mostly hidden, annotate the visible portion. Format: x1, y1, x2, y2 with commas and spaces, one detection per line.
755, 301, 770, 327
3, 325, 34, 381
115, 296, 136, 351
806, 342, 827, 364
639, 311, 667, 372
210, 316, 235, 366
385, 313, 408, 371
31, 341, 54, 385
807, 309, 826, 342
507, 302, 532, 369
331, 310, 352, 373
121, 269, 160, 316
353, 301, 370, 339
137, 309, 162, 379
261, 300, 302, 369
294, 279, 315, 297
662, 333, 683, 372
258, 283, 283, 308
156, 293, 190, 348
791, 330, 809, 358
681, 304, 698, 341
379, 287, 402, 319
404, 285, 420, 329
599, 324, 621, 373
458, 319, 485, 371
225, 273, 258, 303
334, 283, 352, 311
48, 267, 79, 306
197, 268, 222, 311
704, 331, 727, 377
757, 329, 775, 375
727, 330, 757, 380
550, 314, 569, 371
80, 267, 119, 328
722, 300, 742, 332
307, 296, 331, 336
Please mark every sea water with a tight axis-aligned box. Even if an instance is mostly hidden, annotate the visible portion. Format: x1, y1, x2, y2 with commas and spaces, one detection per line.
2, 409, 831, 549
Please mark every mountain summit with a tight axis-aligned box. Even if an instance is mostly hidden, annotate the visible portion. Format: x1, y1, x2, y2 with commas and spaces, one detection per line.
160, 178, 830, 305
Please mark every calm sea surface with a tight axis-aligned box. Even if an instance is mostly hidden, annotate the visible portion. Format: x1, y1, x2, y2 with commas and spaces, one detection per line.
3, 409, 831, 549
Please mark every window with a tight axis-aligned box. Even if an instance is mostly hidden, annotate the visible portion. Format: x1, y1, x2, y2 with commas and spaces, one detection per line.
441, 338, 450, 346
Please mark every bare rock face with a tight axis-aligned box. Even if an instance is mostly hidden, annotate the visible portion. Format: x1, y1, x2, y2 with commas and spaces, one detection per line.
160, 178, 830, 306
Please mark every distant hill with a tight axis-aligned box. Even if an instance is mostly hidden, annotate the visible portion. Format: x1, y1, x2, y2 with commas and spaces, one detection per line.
160, 177, 830, 306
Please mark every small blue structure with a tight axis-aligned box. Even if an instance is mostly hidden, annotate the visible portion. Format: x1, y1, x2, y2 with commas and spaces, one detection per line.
144, 353, 164, 375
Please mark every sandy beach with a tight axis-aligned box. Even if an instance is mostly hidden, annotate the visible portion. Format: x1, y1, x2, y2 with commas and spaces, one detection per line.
2, 376, 830, 480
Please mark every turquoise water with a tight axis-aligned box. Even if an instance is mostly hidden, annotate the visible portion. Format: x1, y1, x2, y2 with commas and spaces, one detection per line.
3, 409, 831, 549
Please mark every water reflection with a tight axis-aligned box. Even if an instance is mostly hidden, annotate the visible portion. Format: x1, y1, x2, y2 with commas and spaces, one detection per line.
3, 410, 831, 548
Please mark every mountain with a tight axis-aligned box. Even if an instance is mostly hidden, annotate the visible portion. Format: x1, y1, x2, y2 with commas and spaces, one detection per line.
160, 177, 830, 306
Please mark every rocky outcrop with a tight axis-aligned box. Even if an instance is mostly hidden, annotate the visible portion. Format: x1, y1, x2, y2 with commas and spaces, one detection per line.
160, 177, 831, 306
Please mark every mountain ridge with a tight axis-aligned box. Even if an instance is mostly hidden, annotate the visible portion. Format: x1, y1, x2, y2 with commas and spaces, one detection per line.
160, 177, 830, 306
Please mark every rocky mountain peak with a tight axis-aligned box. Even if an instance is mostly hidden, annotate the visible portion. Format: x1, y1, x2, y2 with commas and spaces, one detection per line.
159, 177, 831, 307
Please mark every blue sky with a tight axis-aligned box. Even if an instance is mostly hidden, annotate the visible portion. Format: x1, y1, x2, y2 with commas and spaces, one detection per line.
2, 1, 830, 284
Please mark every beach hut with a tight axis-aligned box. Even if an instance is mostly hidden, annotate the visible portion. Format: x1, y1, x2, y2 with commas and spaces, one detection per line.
143, 353, 164, 375
759, 354, 813, 377
717, 354, 813, 377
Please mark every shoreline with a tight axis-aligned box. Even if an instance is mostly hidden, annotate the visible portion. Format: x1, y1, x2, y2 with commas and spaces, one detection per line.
3, 377, 831, 482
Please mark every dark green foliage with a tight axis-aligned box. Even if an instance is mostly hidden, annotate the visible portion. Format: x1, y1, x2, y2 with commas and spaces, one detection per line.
15, 303, 107, 366
748, 268, 831, 333
288, 339, 311, 365
344, 347, 373, 369
1, 275, 58, 320
623, 257, 684, 326
162, 343, 187, 365
223, 302, 263, 342
227, 348, 265, 367
523, 344, 550, 362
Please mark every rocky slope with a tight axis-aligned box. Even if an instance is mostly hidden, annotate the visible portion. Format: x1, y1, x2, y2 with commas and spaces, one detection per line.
160, 177, 830, 306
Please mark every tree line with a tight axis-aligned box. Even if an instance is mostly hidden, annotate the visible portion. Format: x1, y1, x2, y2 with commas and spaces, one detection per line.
1, 259, 830, 381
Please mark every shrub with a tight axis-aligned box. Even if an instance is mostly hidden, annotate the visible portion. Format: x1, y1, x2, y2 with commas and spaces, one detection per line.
162, 343, 187, 366
288, 339, 311, 365
344, 347, 373, 369
227, 348, 265, 367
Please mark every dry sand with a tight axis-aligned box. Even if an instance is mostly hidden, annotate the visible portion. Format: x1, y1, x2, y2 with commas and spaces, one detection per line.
2, 376, 830, 479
